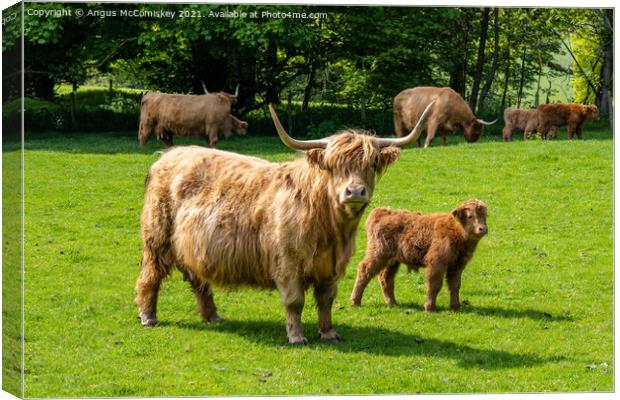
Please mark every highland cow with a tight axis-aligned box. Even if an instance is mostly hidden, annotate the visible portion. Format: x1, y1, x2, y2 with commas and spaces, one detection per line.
350, 199, 488, 312
394, 87, 497, 148
138, 85, 242, 148
135, 102, 435, 344
502, 107, 538, 141
537, 103, 599, 140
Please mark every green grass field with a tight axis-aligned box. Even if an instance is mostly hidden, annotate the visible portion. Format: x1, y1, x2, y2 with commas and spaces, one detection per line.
8, 125, 613, 396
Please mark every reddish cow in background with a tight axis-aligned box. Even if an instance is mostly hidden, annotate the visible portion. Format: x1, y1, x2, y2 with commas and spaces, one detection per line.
537, 103, 599, 140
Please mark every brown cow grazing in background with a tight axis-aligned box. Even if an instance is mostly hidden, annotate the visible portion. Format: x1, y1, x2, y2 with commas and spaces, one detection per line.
350, 199, 488, 312
502, 107, 538, 141
537, 103, 599, 140
394, 86, 497, 148
138, 85, 242, 148
135, 101, 435, 345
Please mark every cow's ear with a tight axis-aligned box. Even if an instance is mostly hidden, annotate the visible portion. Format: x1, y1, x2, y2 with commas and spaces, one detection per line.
306, 149, 326, 169
377, 147, 400, 173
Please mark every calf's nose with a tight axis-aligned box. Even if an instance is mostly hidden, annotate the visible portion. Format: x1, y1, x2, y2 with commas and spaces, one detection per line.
344, 185, 369, 203
478, 225, 488, 234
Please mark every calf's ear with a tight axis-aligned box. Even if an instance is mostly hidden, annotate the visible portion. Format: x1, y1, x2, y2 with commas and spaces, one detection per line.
451, 205, 465, 222
377, 147, 400, 173
306, 149, 327, 169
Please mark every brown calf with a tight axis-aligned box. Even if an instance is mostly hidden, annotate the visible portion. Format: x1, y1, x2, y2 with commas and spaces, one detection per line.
537, 103, 599, 140
350, 199, 488, 311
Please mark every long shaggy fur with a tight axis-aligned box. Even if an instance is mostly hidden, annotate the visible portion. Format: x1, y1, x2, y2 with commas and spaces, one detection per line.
502, 108, 538, 141
135, 130, 400, 343
536, 103, 599, 139
393, 87, 484, 147
350, 199, 488, 312
138, 91, 242, 148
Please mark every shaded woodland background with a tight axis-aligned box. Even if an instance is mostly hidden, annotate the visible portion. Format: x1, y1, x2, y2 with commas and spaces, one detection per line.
2, 4, 613, 136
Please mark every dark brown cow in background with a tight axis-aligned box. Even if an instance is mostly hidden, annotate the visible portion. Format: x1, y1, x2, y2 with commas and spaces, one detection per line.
502, 107, 538, 141
537, 103, 599, 140
394, 86, 497, 148
135, 101, 435, 345
138, 85, 243, 148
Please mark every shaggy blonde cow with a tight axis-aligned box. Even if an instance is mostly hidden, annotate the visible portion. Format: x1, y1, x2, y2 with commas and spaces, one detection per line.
394, 86, 497, 148
138, 85, 244, 148
135, 102, 435, 345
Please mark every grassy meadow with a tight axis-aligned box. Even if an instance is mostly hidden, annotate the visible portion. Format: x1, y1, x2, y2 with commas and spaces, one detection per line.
8, 124, 613, 396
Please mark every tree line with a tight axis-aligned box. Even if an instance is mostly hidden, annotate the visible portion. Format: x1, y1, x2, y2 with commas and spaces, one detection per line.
2, 4, 613, 119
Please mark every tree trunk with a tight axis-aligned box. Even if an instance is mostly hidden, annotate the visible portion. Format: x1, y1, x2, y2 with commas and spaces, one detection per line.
499, 48, 510, 112
469, 8, 490, 114
597, 9, 613, 118
301, 64, 315, 111
449, 11, 471, 96
70, 81, 78, 130
360, 97, 366, 122
477, 8, 499, 114
534, 71, 542, 108
287, 93, 293, 134
264, 40, 280, 104
516, 46, 527, 108
545, 80, 552, 104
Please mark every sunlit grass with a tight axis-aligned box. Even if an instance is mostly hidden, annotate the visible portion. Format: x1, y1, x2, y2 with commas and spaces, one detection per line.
17, 128, 612, 396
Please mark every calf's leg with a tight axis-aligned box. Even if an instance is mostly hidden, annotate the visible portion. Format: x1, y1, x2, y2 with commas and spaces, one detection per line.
446, 266, 465, 311
424, 264, 446, 312
314, 282, 340, 342
350, 254, 388, 306
377, 262, 400, 305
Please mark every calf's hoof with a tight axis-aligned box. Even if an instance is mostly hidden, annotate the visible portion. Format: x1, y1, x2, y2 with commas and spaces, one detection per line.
204, 313, 224, 324
450, 303, 461, 311
423, 303, 437, 313
139, 312, 159, 327
350, 298, 361, 307
288, 334, 309, 346
318, 329, 342, 343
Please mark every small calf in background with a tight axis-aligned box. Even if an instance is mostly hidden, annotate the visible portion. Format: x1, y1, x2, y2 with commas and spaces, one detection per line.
502, 107, 538, 141
350, 199, 488, 312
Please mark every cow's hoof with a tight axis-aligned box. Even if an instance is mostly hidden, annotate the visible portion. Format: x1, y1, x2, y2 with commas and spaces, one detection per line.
288, 335, 309, 346
318, 330, 341, 343
350, 299, 361, 307
205, 313, 224, 324
139, 312, 159, 327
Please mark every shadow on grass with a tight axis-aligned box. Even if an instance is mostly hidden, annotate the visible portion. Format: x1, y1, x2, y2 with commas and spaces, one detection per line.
13, 127, 613, 155
16, 131, 295, 156
163, 318, 564, 370
394, 302, 573, 322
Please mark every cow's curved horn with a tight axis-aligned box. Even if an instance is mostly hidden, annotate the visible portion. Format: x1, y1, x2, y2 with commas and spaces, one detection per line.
477, 118, 498, 126
234, 84, 240, 98
375, 100, 436, 148
201, 81, 209, 94
268, 104, 328, 150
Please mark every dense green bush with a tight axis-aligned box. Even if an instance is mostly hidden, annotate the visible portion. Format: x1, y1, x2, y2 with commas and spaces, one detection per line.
2, 88, 142, 133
